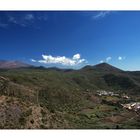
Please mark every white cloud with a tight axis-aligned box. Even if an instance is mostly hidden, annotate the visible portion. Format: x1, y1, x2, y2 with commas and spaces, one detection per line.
93, 11, 110, 19
73, 53, 80, 60
32, 53, 86, 66
0, 13, 48, 28
78, 59, 85, 64
30, 59, 37, 62
106, 56, 112, 62
118, 56, 122, 60
100, 60, 104, 63
7, 14, 35, 27
118, 56, 126, 61
24, 14, 34, 20
8, 16, 17, 24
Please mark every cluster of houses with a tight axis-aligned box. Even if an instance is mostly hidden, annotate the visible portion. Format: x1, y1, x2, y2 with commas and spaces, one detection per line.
96, 90, 130, 99
121, 102, 140, 112
96, 90, 119, 96
95, 90, 140, 113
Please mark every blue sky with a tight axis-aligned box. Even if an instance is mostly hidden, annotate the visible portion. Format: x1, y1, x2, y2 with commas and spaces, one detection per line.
0, 11, 140, 70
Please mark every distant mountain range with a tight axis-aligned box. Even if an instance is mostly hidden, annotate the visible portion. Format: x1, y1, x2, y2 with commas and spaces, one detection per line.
0, 60, 139, 92
0, 60, 139, 73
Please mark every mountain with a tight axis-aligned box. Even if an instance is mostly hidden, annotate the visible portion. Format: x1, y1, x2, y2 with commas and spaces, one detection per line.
0, 62, 140, 129
0, 60, 31, 69
93, 62, 123, 71
81, 63, 123, 73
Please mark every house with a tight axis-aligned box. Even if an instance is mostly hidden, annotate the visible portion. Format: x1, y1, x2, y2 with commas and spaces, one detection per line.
96, 90, 119, 96
122, 95, 130, 99
121, 102, 140, 112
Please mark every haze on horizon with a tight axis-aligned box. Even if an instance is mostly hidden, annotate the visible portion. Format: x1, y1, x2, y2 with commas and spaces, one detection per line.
0, 11, 139, 71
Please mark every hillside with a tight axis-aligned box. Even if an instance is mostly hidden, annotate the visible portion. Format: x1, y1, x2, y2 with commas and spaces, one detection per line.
82, 63, 123, 73
0, 60, 31, 69
0, 62, 140, 129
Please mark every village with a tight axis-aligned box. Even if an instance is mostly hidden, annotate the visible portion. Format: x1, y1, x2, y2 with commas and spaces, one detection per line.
96, 90, 140, 113
96, 90, 120, 97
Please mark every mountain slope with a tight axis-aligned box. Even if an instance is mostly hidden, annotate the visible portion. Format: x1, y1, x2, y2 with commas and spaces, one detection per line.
0, 63, 140, 129
81, 63, 123, 73
0, 60, 31, 69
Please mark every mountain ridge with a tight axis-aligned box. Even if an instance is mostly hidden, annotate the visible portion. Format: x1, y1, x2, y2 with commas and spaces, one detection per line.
0, 60, 139, 73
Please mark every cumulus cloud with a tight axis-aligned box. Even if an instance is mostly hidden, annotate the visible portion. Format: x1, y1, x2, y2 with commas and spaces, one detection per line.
118, 56, 122, 60
31, 53, 86, 66
99, 56, 125, 64
93, 11, 110, 19
73, 53, 80, 60
118, 56, 125, 61
106, 56, 112, 62
100, 60, 104, 63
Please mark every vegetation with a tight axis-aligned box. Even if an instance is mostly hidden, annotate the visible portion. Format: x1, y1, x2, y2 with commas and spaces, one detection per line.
0, 63, 140, 129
